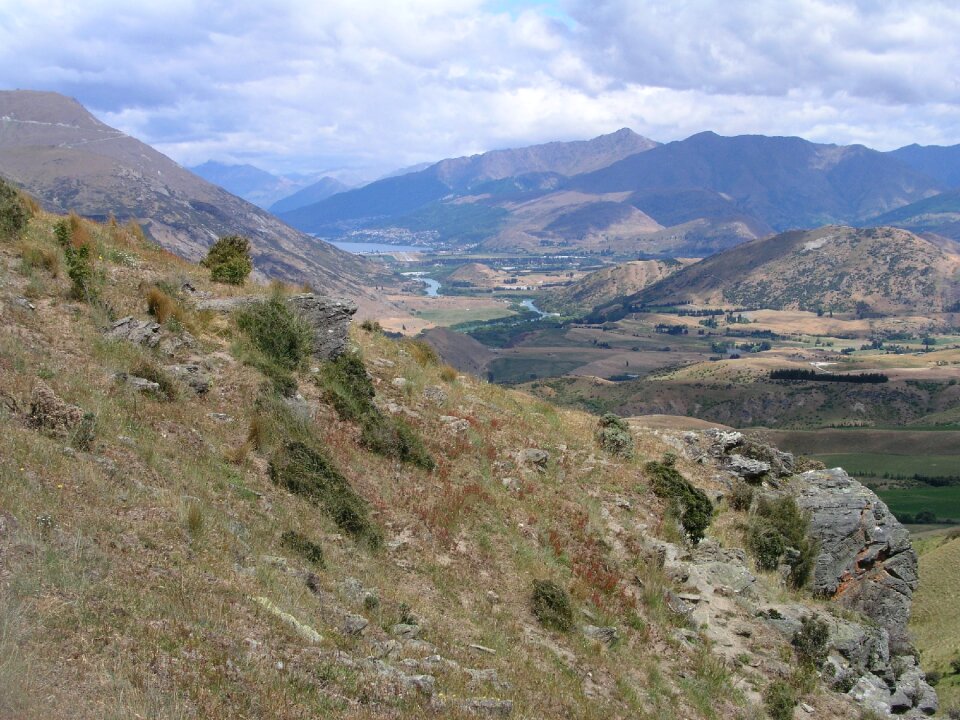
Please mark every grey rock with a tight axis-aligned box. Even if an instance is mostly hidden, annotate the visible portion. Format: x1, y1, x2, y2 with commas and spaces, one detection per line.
163, 364, 210, 395
391, 377, 409, 390
391, 623, 421, 640
123, 375, 162, 394
705, 428, 743, 454
423, 385, 447, 405
287, 293, 356, 360
13, 296, 35, 311
466, 668, 499, 686
28, 381, 84, 436
848, 672, 892, 715
369, 640, 402, 660
104, 316, 161, 347
517, 448, 549, 467
725, 454, 770, 480
582, 625, 619, 646
794, 468, 918, 652
341, 614, 369, 636
195, 296, 259, 312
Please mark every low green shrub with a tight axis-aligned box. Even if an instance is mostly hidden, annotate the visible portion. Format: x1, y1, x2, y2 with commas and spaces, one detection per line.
280, 529, 325, 567
64, 243, 96, 301
70, 412, 97, 451
531, 579, 573, 632
728, 479, 754, 511
317, 353, 434, 469
235, 295, 313, 396
792, 615, 830, 668
201, 235, 252, 285
131, 361, 178, 401
0, 177, 29, 241
269, 440, 381, 548
646, 456, 713, 543
747, 495, 817, 589
763, 680, 798, 720
596, 413, 634, 458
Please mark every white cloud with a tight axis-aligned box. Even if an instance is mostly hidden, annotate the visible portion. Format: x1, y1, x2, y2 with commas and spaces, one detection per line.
1, 0, 959, 177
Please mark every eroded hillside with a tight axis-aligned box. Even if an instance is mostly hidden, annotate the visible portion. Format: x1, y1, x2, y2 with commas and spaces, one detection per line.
0, 196, 942, 718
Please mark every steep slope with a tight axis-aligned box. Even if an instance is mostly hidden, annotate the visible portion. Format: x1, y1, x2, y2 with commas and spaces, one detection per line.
0, 202, 940, 719
541, 259, 694, 314
0, 90, 391, 305
268, 176, 349, 214
572, 132, 942, 231
278, 129, 658, 236
603, 225, 960, 316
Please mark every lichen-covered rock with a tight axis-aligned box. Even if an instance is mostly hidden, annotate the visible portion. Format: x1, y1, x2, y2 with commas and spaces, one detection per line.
163, 364, 211, 395
287, 293, 357, 361
725, 454, 771, 480
793, 468, 917, 652
28, 381, 84, 435
104, 316, 162, 347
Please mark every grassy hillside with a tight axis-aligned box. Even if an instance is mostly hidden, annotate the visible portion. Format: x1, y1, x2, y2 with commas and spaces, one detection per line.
914, 533, 960, 708
609, 225, 960, 316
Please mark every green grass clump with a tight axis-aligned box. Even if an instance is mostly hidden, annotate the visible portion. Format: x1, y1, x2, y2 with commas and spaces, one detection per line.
747, 495, 817, 589
792, 615, 829, 668
531, 579, 573, 632
317, 353, 434, 469
763, 680, 797, 720
646, 456, 713, 544
131, 361, 178, 401
236, 295, 313, 396
269, 440, 381, 548
596, 412, 634, 458
280, 530, 325, 567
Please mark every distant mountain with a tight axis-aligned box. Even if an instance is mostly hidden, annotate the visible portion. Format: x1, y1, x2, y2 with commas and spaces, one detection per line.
867, 190, 960, 241
268, 176, 350, 214
596, 226, 960, 317
571, 132, 943, 232
540, 259, 694, 315
277, 129, 659, 236
0, 90, 392, 305
888, 144, 960, 188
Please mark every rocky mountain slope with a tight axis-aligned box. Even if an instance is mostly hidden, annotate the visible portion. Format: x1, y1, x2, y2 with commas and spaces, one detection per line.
0, 197, 942, 718
540, 259, 693, 315
188, 161, 347, 211
595, 225, 960, 317
0, 90, 393, 308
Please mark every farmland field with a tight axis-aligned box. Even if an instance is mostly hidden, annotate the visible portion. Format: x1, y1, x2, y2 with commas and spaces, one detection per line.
875, 486, 960, 521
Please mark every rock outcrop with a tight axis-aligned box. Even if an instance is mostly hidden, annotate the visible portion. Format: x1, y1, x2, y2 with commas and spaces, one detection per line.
792, 468, 917, 653
287, 293, 356, 361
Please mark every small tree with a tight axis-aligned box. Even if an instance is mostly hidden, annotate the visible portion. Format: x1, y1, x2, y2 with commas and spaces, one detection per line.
202, 235, 252, 285
0, 177, 29, 241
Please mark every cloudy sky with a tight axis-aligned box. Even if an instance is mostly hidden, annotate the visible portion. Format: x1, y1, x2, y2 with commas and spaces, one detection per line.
2, 0, 959, 179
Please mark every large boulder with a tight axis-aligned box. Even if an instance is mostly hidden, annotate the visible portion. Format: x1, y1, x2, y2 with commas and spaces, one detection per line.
793, 468, 917, 653
287, 293, 357, 361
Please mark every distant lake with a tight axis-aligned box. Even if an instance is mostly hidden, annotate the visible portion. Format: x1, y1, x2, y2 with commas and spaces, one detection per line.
330, 241, 424, 254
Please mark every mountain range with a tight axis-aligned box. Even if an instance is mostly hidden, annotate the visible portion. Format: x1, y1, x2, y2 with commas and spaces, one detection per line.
277, 128, 956, 257
187, 161, 348, 212
0, 90, 392, 307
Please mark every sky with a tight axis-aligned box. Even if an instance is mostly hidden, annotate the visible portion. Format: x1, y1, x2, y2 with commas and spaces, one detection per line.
2, 0, 959, 180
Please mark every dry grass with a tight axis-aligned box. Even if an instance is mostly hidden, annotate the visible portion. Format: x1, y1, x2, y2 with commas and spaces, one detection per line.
0, 208, 865, 720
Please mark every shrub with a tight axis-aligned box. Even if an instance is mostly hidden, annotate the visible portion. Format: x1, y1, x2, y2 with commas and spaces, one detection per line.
70, 412, 97, 451
317, 353, 434, 469
201, 235, 252, 285
792, 615, 830, 668
53, 219, 71, 248
763, 680, 798, 720
20, 242, 60, 277
531, 579, 573, 632
236, 296, 313, 371
439, 364, 458, 382
0, 177, 29, 241
359, 319, 382, 333
747, 495, 817, 589
596, 413, 634, 458
646, 456, 713, 543
728, 479, 754, 511
280, 529, 325, 567
269, 440, 381, 547
64, 243, 95, 301
405, 339, 438, 366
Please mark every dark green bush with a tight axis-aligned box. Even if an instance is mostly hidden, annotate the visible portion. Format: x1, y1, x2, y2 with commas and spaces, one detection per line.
64, 243, 95, 301
531, 579, 573, 632
269, 441, 380, 547
747, 495, 817, 589
792, 615, 830, 668
317, 353, 434, 469
236, 296, 313, 371
596, 413, 634, 458
0, 177, 29, 241
763, 680, 798, 720
280, 529, 325, 567
71, 412, 97, 451
53, 219, 70, 248
201, 235, 252, 285
646, 456, 713, 543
